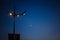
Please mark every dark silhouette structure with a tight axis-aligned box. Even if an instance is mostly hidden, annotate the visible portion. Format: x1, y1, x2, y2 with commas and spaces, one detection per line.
8, 10, 26, 40
8, 0, 26, 40
8, 34, 20, 40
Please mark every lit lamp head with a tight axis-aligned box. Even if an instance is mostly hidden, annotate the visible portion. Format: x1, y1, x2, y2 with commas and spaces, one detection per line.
9, 12, 13, 16
20, 11, 26, 16
23, 13, 26, 16
16, 14, 20, 17
23, 11, 26, 16
15, 14, 20, 17
8, 11, 13, 16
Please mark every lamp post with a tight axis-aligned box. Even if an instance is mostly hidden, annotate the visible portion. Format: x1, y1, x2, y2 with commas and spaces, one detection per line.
8, 0, 26, 40
8, 9, 26, 40
8, 10, 26, 40
9, 10, 26, 34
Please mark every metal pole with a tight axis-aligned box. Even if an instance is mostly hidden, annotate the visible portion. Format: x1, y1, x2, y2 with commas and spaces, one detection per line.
13, 0, 16, 34
13, 0, 15, 40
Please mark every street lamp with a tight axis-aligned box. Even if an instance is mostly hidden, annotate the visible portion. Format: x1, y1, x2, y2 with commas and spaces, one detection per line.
8, 10, 26, 40
9, 11, 26, 17
8, 10, 26, 33
8, 0, 27, 40
8, 8, 26, 40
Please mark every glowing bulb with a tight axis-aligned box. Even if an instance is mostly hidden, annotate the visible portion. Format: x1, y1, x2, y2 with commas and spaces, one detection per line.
17, 14, 20, 17
23, 13, 25, 15
9, 13, 13, 16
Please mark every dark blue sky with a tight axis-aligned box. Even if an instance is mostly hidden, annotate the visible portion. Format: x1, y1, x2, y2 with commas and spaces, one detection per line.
0, 0, 60, 40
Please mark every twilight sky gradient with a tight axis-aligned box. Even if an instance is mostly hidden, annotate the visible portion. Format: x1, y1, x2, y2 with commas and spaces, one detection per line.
0, 0, 60, 40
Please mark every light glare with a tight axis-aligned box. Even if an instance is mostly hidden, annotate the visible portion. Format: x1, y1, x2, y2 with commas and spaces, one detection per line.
23, 13, 25, 15
17, 14, 20, 17
9, 13, 12, 16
